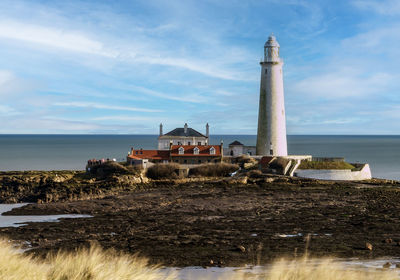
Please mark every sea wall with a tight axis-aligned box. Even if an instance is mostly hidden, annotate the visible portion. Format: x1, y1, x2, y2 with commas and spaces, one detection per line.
294, 163, 372, 181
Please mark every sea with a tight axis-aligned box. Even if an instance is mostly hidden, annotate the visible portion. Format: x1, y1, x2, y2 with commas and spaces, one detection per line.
0, 135, 399, 180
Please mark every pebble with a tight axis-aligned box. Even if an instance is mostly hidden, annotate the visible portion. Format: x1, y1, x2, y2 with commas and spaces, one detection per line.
383, 262, 391, 269
237, 245, 246, 253
365, 242, 373, 251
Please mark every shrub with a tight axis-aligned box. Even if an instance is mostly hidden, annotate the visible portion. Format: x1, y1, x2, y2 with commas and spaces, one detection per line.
146, 163, 179, 179
89, 162, 132, 178
189, 163, 239, 177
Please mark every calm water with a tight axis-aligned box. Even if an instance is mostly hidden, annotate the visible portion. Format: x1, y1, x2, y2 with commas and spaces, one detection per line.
0, 204, 91, 228
0, 135, 399, 180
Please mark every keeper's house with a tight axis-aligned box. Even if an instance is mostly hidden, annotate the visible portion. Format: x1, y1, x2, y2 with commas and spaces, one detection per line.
127, 143, 223, 167
158, 123, 209, 150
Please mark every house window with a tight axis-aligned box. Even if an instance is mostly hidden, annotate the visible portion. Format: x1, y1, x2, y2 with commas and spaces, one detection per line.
184, 160, 187, 164
178, 147, 184, 155
198, 160, 202, 163
188, 141, 191, 145
210, 147, 216, 155
208, 160, 211, 163
193, 147, 200, 155
178, 141, 182, 145
198, 142, 201, 145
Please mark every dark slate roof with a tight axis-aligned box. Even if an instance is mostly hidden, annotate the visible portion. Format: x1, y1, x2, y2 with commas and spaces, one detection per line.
164, 127, 207, 138
229, 140, 243, 146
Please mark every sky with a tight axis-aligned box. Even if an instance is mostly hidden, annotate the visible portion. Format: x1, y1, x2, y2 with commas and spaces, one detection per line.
1, 0, 400, 135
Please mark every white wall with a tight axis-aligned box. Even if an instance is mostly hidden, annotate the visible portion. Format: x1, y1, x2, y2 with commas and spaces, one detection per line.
158, 137, 207, 150
225, 145, 256, 156
295, 164, 372, 181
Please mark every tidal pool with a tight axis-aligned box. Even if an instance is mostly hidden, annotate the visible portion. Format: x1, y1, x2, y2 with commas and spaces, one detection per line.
0, 203, 92, 227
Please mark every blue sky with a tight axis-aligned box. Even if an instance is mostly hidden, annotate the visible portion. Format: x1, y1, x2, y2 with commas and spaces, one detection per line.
1, 0, 400, 134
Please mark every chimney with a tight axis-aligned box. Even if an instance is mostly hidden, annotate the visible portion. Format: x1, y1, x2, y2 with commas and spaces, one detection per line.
206, 123, 209, 139
184, 123, 188, 134
159, 123, 163, 136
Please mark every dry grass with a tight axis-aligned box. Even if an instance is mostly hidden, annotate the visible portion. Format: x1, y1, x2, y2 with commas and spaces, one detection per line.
0, 240, 175, 280
260, 257, 398, 280
0, 240, 397, 279
298, 161, 355, 170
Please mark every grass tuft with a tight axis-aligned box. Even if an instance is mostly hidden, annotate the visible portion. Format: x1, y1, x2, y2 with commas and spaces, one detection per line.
0, 239, 175, 280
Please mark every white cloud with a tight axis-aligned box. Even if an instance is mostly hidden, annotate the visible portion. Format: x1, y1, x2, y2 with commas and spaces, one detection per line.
127, 85, 206, 103
0, 70, 13, 86
352, 0, 400, 15
0, 20, 117, 57
291, 68, 395, 99
91, 115, 160, 122
0, 104, 20, 116
0, 18, 254, 81
54, 102, 162, 113
341, 25, 400, 55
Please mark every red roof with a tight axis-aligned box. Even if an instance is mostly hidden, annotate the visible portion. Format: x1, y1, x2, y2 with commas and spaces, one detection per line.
127, 150, 170, 160
170, 145, 221, 157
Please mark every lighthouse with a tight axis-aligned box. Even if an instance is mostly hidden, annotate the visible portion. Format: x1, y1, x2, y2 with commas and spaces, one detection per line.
256, 34, 288, 156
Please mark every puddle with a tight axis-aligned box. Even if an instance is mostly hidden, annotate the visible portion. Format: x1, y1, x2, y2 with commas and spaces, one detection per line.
0, 203, 92, 227
167, 258, 400, 279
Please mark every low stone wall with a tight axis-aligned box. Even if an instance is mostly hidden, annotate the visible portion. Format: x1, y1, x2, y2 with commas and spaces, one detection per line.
294, 163, 372, 181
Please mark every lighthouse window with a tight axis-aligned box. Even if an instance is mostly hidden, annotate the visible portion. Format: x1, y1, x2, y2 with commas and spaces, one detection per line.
265, 69, 268, 74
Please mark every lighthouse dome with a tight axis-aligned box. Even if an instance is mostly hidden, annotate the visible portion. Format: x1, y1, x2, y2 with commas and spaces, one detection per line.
264, 34, 280, 48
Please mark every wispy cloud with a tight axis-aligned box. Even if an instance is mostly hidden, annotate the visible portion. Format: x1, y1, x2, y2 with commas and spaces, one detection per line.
0, 16, 253, 81
291, 68, 395, 99
0, 20, 116, 57
0, 104, 20, 116
352, 0, 400, 15
54, 102, 162, 113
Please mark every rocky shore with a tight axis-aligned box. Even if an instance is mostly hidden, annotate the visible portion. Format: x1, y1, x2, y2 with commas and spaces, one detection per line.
1, 170, 400, 267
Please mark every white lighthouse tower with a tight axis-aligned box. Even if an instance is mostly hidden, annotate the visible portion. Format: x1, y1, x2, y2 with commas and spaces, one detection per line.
256, 34, 288, 156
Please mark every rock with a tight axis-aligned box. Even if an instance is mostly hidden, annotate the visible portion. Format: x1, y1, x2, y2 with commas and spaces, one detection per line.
365, 242, 373, 251
265, 178, 275, 183
237, 245, 246, 253
383, 262, 391, 269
